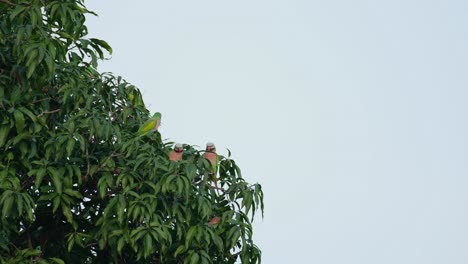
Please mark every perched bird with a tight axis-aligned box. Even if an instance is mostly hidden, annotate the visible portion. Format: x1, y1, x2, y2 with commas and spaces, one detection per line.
169, 143, 184, 161
203, 142, 219, 188
208, 216, 221, 226
128, 91, 135, 102
136, 112, 161, 136
128, 89, 145, 107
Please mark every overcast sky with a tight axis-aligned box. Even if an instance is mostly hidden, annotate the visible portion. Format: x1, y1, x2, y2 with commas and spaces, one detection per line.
86, 0, 468, 263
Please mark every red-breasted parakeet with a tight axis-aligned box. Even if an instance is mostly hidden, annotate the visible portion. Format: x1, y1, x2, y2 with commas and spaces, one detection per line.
208, 216, 221, 226
169, 143, 183, 161
203, 142, 219, 188
136, 112, 161, 136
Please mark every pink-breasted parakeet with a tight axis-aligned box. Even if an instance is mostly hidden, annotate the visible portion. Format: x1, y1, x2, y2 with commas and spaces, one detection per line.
136, 112, 161, 136
203, 142, 219, 188
208, 216, 221, 226
169, 143, 183, 161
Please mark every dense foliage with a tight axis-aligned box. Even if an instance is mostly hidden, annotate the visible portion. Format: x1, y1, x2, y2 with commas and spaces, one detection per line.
0, 1, 264, 263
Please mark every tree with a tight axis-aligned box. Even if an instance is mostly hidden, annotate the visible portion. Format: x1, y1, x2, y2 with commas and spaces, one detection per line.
0, 0, 264, 263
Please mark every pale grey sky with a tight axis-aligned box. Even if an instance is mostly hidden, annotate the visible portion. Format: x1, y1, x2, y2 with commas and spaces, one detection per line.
86, 0, 468, 263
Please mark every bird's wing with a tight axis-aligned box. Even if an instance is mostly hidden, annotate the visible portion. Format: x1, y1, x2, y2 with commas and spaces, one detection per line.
138, 119, 156, 134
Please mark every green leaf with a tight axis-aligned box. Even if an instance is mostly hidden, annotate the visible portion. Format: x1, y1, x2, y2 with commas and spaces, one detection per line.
174, 245, 186, 257
212, 234, 223, 251
52, 195, 61, 213
18, 107, 37, 122
189, 252, 199, 264
26, 47, 38, 66
90, 38, 113, 54
130, 227, 146, 245
30, 8, 38, 27
45, 54, 55, 74
199, 251, 211, 264
64, 189, 83, 199
49, 257, 66, 264
1, 193, 13, 217
144, 233, 152, 257
66, 138, 75, 156
26, 62, 37, 78
117, 237, 126, 255
17, 193, 23, 216
154, 226, 168, 242
48, 167, 63, 194
117, 194, 126, 223
75, 133, 85, 151
48, 41, 56, 59
0, 125, 10, 147
185, 226, 197, 248
9, 5, 26, 20
23, 249, 42, 257
35, 167, 47, 188
67, 234, 75, 252
13, 109, 25, 133
228, 227, 241, 249
38, 192, 57, 201
62, 203, 73, 223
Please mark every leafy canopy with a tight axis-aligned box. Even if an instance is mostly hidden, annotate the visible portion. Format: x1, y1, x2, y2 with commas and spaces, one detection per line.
0, 0, 264, 263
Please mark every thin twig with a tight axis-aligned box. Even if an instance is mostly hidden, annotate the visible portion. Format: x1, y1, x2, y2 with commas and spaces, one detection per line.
207, 185, 226, 193
27, 233, 33, 249
38, 109, 60, 116
84, 147, 90, 182
85, 242, 98, 248
84, 194, 100, 200
31, 98, 50, 104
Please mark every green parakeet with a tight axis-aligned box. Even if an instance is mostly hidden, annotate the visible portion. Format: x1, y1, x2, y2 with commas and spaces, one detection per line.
203, 142, 219, 188
136, 112, 161, 136
128, 89, 145, 107
169, 143, 183, 161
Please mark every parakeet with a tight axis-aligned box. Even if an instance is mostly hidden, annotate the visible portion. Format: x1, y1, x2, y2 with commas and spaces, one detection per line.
208, 216, 221, 226
136, 112, 161, 136
169, 143, 183, 161
128, 88, 145, 107
203, 142, 219, 188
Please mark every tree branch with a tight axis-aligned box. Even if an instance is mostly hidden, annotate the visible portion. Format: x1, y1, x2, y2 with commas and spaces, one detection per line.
194, 181, 226, 193
207, 184, 225, 193
85, 191, 114, 200
96, 152, 122, 173
0, 0, 15, 6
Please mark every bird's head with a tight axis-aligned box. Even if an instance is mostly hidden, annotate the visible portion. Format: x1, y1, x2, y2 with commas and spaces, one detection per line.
153, 112, 162, 119
206, 142, 216, 152
174, 143, 183, 153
